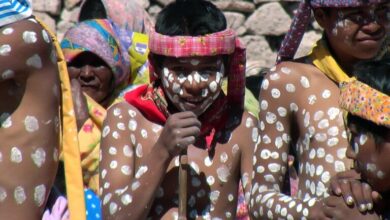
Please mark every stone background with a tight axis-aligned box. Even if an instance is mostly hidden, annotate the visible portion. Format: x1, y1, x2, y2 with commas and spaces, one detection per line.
32, 0, 323, 75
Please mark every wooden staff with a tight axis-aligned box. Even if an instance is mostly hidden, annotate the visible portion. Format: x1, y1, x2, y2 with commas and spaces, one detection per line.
178, 149, 188, 220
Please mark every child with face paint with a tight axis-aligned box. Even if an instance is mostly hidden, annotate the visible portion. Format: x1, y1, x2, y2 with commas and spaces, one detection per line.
0, 1, 86, 219
99, 0, 258, 219
323, 59, 390, 219
250, 0, 390, 219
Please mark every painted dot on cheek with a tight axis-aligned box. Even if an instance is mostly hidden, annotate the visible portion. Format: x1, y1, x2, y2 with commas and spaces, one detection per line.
209, 81, 218, 93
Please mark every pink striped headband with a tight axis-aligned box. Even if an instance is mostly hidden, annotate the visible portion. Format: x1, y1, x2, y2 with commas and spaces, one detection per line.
148, 29, 237, 57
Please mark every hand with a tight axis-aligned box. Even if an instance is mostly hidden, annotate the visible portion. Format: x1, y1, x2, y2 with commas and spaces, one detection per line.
308, 199, 331, 220
70, 79, 89, 130
156, 111, 201, 157
329, 170, 381, 212
323, 195, 380, 220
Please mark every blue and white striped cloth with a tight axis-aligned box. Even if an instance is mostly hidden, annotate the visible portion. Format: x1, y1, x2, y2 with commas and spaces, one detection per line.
0, 0, 32, 27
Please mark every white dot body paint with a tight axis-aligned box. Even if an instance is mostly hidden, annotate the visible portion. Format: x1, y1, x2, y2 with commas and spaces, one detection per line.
14, 186, 26, 204
207, 176, 215, 186
0, 113, 12, 128
10, 147, 22, 163
216, 165, 230, 182
24, 116, 39, 132
0, 187, 6, 202
23, 31, 37, 44
0, 44, 11, 56
34, 184, 46, 207
135, 166, 148, 179
31, 148, 46, 167
2, 28, 13, 35
2, 69, 14, 80
121, 165, 131, 176
172, 83, 181, 94
128, 120, 137, 131
121, 194, 133, 205
26, 54, 43, 69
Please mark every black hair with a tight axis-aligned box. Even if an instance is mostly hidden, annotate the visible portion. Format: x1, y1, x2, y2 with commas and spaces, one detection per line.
152, 0, 227, 68
155, 0, 226, 36
348, 59, 390, 142
78, 0, 107, 22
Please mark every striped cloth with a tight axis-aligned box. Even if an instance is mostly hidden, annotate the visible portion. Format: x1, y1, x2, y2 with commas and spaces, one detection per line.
0, 0, 32, 27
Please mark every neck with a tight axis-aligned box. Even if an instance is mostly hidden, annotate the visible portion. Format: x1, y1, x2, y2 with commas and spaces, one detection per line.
325, 37, 358, 76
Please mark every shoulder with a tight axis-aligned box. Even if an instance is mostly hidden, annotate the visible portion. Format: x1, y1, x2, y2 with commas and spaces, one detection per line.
1, 17, 53, 55
229, 110, 259, 145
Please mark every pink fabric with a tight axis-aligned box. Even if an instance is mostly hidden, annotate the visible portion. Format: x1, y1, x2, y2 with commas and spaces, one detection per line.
149, 29, 237, 57
42, 196, 69, 220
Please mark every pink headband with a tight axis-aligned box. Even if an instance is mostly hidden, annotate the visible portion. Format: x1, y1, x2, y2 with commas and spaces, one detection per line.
149, 29, 237, 57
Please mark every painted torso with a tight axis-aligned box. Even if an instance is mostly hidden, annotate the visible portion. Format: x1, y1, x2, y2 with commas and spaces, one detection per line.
0, 18, 60, 219
100, 101, 257, 219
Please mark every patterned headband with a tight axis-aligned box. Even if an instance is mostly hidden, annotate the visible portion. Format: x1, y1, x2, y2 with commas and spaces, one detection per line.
339, 79, 389, 128
148, 28, 246, 116
148, 29, 237, 57
277, 0, 387, 62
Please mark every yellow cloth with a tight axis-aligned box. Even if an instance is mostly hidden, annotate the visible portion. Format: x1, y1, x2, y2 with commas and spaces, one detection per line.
78, 95, 106, 194
309, 39, 353, 83
129, 32, 150, 85
36, 19, 86, 220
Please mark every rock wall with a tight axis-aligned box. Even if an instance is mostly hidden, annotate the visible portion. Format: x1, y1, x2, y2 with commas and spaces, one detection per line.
32, 0, 323, 74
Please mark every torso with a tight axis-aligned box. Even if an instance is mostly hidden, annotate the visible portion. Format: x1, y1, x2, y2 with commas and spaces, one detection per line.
0, 17, 60, 219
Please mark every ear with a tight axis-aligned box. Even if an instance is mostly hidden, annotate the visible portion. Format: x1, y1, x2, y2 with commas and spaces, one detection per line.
313, 8, 329, 29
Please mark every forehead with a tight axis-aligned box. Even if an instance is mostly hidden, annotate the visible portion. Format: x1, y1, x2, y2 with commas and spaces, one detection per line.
163, 56, 223, 66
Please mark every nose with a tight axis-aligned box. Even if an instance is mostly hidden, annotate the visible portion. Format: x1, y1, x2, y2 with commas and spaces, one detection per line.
182, 71, 204, 95
79, 65, 95, 82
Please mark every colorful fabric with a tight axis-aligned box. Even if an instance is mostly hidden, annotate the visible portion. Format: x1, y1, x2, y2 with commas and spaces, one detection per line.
129, 32, 150, 85
0, 0, 32, 27
149, 29, 237, 58
42, 196, 69, 220
340, 79, 389, 128
100, 0, 153, 33
309, 39, 353, 83
61, 19, 130, 88
85, 189, 102, 220
278, 0, 387, 61
36, 19, 86, 220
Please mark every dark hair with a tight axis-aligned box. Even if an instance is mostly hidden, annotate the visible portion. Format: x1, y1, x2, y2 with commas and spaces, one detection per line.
152, 0, 228, 68
155, 0, 226, 36
348, 59, 390, 142
78, 0, 107, 22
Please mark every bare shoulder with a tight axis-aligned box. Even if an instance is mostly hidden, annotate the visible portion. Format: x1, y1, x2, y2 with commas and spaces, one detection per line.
229, 111, 259, 148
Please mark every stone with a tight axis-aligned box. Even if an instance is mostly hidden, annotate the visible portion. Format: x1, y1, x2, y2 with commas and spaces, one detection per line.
60, 7, 81, 23
65, 0, 82, 10
214, 1, 255, 14
240, 35, 276, 68
294, 30, 322, 59
34, 12, 56, 33
224, 12, 246, 31
245, 2, 292, 36
32, 0, 61, 15
155, 0, 174, 6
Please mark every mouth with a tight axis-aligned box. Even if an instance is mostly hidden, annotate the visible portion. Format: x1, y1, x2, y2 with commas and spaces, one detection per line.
356, 32, 385, 43
181, 97, 204, 109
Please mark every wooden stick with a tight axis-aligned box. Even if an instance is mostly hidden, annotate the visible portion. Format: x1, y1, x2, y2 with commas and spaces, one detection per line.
178, 149, 188, 220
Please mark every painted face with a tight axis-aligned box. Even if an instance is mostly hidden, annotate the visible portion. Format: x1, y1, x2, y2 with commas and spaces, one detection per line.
160, 56, 225, 116
68, 52, 114, 104
323, 3, 390, 61
347, 125, 390, 193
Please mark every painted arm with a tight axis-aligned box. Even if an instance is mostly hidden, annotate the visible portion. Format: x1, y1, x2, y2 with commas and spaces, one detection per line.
100, 102, 201, 219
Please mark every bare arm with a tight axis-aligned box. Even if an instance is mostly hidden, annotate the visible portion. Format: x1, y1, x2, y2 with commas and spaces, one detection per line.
100, 102, 201, 219
249, 63, 352, 219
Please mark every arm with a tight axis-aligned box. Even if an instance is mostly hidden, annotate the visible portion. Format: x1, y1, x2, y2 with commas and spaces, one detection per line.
0, 19, 53, 83
100, 102, 200, 219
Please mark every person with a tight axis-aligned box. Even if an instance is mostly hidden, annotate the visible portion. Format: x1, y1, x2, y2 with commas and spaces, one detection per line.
0, 1, 85, 219
60, 18, 132, 195
99, 0, 258, 219
250, 0, 390, 219
324, 59, 389, 219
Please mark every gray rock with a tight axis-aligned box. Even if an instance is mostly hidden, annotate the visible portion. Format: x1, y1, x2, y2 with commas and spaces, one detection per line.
240, 35, 277, 68
245, 2, 292, 36
60, 7, 81, 23
294, 30, 322, 59
224, 12, 246, 30
32, 0, 61, 15
214, 1, 255, 14
33, 12, 56, 33
64, 0, 82, 10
